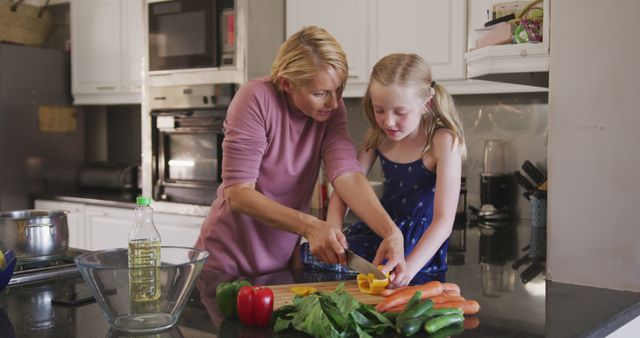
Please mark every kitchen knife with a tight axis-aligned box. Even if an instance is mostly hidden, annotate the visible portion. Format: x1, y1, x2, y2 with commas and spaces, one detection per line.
514, 170, 537, 192
345, 250, 386, 279
522, 161, 547, 186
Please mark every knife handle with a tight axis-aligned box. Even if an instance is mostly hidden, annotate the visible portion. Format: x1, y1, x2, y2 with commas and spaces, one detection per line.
522, 161, 547, 186
514, 170, 537, 192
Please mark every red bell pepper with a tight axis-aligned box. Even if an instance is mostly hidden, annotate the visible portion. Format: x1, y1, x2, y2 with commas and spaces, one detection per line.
237, 285, 274, 327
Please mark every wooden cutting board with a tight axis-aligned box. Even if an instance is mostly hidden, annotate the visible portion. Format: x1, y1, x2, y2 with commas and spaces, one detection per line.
268, 280, 384, 309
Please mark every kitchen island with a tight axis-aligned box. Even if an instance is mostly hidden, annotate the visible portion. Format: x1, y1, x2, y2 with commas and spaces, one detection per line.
0, 222, 637, 337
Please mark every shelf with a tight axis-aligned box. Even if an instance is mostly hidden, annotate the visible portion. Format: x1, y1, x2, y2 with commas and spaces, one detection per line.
148, 68, 245, 87
465, 43, 549, 78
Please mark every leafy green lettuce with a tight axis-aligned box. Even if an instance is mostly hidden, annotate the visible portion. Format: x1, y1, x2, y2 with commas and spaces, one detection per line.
272, 283, 392, 338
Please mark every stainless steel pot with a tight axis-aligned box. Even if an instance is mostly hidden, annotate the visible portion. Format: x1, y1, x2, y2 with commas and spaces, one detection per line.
0, 210, 69, 261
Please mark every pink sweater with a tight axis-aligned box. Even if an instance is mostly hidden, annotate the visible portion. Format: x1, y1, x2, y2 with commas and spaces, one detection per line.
195, 77, 362, 276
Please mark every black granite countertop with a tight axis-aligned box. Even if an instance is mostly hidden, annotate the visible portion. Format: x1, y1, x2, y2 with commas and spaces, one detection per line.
0, 221, 638, 337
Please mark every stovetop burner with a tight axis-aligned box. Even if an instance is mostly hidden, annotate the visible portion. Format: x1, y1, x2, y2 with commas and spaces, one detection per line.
9, 248, 87, 287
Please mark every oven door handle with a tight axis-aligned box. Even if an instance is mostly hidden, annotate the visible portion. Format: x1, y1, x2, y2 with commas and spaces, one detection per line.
160, 127, 224, 133
150, 110, 194, 117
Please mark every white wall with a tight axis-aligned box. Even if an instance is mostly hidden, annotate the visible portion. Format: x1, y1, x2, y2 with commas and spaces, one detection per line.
548, 0, 640, 291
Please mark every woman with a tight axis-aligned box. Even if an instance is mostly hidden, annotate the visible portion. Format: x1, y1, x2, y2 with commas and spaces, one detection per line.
195, 26, 405, 278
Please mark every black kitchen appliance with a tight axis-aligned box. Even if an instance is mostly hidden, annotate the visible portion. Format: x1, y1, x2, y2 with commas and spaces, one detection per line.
151, 84, 235, 205
479, 139, 517, 219
77, 162, 139, 191
8, 248, 86, 287
148, 0, 235, 71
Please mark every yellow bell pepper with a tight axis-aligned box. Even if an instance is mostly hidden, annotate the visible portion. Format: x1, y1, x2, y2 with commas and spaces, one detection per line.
356, 267, 390, 295
290, 286, 317, 296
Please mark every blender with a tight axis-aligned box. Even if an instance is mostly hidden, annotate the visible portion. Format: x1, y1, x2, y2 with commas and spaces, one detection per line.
479, 139, 517, 221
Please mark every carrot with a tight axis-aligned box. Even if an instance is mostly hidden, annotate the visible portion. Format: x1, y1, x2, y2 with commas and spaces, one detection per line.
385, 303, 407, 313
442, 282, 461, 294
443, 289, 461, 296
464, 316, 481, 330
380, 285, 411, 297
375, 281, 443, 312
434, 300, 481, 315
428, 294, 465, 304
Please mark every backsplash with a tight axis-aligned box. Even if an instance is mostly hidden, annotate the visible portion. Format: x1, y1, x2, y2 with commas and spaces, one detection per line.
344, 92, 548, 219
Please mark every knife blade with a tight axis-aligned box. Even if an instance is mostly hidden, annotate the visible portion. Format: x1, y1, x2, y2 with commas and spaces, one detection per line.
345, 250, 386, 279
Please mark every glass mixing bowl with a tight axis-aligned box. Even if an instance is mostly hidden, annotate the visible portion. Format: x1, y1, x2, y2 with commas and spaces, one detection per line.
75, 246, 208, 334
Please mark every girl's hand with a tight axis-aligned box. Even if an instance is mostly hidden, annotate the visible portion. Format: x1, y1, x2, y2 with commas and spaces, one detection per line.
372, 230, 406, 280
305, 219, 348, 265
389, 260, 422, 287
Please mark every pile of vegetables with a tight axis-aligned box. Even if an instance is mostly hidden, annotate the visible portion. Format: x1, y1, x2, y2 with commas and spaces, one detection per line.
272, 283, 393, 338
377, 281, 480, 316
385, 291, 465, 337
216, 278, 480, 337
216, 280, 275, 328
377, 281, 481, 336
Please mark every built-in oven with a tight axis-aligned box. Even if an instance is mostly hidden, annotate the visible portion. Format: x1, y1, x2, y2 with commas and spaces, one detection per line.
148, 0, 235, 72
150, 84, 235, 205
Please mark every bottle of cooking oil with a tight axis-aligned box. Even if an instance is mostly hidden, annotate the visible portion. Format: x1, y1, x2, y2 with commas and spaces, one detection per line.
128, 196, 161, 309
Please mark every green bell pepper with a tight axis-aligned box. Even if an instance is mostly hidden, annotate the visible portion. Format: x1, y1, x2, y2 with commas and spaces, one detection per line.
216, 280, 252, 318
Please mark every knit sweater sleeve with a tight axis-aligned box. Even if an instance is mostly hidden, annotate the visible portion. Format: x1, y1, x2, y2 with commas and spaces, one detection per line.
321, 100, 364, 182
221, 81, 269, 187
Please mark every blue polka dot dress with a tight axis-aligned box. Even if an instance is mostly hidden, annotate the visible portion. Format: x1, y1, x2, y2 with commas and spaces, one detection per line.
302, 151, 449, 284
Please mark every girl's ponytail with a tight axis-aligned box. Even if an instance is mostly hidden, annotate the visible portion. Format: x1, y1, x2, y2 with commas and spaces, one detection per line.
429, 82, 467, 159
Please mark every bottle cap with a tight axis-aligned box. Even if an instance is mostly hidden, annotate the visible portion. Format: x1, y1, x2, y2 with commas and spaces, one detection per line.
136, 196, 151, 206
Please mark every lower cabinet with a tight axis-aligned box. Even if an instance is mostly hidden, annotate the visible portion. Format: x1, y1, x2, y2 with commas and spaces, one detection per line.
34, 200, 205, 251
84, 205, 132, 251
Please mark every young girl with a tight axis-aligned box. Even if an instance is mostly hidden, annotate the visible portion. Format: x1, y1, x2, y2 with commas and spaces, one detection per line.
303, 53, 466, 287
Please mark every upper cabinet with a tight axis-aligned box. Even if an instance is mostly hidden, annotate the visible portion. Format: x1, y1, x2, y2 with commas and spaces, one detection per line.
287, 0, 466, 97
286, 0, 370, 91
287, 0, 547, 96
465, 0, 550, 87
70, 0, 143, 105
370, 1, 466, 81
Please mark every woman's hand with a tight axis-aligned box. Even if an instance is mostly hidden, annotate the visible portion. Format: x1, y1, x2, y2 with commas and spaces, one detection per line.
372, 230, 407, 285
304, 218, 348, 265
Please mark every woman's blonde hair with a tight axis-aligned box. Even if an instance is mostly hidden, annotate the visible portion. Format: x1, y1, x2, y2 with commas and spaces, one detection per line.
271, 26, 348, 92
362, 53, 466, 159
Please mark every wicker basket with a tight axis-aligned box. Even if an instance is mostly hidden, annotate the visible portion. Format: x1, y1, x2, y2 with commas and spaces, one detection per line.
0, 0, 54, 46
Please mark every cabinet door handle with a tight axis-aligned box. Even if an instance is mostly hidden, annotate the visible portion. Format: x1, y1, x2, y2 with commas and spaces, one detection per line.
96, 86, 116, 90
86, 211, 106, 217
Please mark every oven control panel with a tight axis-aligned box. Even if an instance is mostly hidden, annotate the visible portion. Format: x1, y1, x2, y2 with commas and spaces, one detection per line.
150, 84, 235, 109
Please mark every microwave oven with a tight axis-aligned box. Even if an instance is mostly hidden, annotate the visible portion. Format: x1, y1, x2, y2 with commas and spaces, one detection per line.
148, 0, 235, 72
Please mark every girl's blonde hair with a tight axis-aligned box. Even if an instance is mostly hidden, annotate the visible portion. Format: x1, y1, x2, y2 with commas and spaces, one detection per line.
362, 53, 466, 159
271, 26, 348, 92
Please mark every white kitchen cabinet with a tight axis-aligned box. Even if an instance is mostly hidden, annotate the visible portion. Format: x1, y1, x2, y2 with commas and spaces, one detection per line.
85, 205, 205, 250
286, 0, 466, 97
154, 212, 204, 248
85, 205, 132, 250
370, 0, 466, 81
70, 0, 143, 104
34, 200, 87, 250
286, 0, 369, 90
465, 0, 550, 83
34, 200, 204, 251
